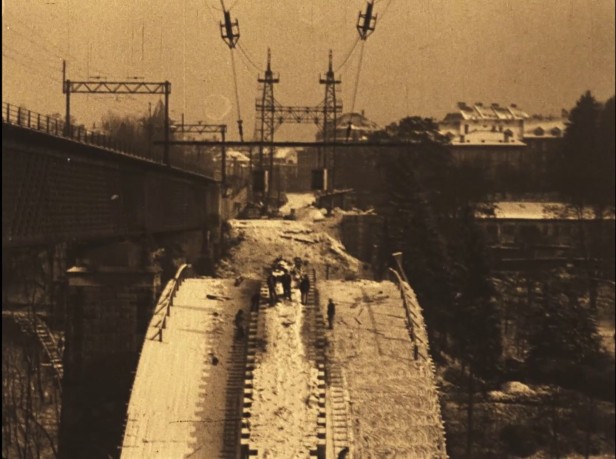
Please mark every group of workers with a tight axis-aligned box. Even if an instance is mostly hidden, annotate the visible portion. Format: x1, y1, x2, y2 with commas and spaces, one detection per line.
234, 257, 337, 339
265, 256, 310, 305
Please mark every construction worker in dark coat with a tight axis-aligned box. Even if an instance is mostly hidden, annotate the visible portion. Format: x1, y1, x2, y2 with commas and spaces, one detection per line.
267, 273, 278, 305
327, 299, 336, 329
299, 275, 310, 305
281, 271, 292, 300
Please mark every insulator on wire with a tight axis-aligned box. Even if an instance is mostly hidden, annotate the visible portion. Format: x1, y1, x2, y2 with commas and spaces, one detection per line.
357, 1, 377, 40
220, 9, 240, 49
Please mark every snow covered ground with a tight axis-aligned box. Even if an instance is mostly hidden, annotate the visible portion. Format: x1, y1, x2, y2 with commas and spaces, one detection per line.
123, 199, 447, 458
217, 219, 361, 281
320, 280, 448, 458
121, 278, 258, 459
279, 193, 317, 217
249, 297, 320, 458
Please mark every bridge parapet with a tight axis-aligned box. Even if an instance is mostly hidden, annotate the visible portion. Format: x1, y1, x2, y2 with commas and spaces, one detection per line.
2, 101, 212, 176
388, 266, 449, 456
149, 264, 193, 343
2, 116, 224, 247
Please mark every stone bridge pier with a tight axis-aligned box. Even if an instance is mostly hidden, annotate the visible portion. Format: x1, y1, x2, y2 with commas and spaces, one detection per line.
59, 239, 163, 459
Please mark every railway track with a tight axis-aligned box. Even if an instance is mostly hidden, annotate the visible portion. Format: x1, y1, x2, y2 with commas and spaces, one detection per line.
238, 270, 327, 458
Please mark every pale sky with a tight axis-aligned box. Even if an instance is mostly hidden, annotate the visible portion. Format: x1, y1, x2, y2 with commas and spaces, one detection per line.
2, 0, 614, 140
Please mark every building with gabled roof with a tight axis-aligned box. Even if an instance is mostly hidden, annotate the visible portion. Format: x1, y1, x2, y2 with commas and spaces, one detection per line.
316, 111, 381, 142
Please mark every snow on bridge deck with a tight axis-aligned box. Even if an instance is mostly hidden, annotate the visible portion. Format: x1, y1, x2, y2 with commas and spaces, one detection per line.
320, 280, 448, 458
121, 277, 257, 459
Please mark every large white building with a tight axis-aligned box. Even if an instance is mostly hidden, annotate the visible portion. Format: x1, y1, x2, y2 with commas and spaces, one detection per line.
438, 102, 566, 148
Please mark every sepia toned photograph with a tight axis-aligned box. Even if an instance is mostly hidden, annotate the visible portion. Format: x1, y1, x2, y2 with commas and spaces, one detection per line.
2, 1, 614, 458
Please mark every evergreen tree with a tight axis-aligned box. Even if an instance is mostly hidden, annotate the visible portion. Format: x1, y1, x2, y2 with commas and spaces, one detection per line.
451, 206, 502, 378
381, 150, 457, 352
555, 91, 614, 210
526, 269, 603, 376
597, 96, 615, 209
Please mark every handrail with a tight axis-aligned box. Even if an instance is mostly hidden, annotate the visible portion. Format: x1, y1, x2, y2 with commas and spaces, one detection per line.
1, 101, 214, 177
3, 101, 142, 155
388, 267, 428, 360
388, 266, 449, 456
149, 263, 192, 342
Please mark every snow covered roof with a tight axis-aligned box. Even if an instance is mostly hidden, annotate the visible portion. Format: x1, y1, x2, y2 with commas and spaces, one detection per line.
212, 149, 250, 162
272, 147, 298, 163
445, 103, 529, 121
335, 112, 381, 131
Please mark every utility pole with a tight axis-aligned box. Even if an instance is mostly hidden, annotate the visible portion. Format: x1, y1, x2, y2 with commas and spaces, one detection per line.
254, 48, 279, 204
62, 60, 71, 137
319, 50, 342, 192
219, 5, 244, 142
163, 81, 170, 165
252, 50, 342, 198
221, 125, 227, 187
62, 76, 171, 164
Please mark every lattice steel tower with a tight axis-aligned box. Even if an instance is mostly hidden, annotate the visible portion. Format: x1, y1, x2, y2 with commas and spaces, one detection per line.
254, 48, 279, 170
319, 50, 342, 189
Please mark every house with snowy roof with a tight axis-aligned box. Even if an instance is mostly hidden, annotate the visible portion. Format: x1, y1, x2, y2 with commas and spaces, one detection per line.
315, 111, 381, 142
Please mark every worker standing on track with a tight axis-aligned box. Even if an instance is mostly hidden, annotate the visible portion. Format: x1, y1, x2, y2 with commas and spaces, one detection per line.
267, 272, 278, 305
327, 298, 336, 329
281, 270, 292, 300
299, 275, 311, 305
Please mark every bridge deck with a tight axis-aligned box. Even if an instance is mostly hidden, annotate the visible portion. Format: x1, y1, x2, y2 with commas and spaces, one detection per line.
121, 278, 257, 459
320, 280, 447, 458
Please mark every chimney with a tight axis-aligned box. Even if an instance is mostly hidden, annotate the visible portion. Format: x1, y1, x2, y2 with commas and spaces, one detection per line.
510, 103, 517, 108
561, 108, 569, 118
457, 102, 468, 110
361, 109, 365, 117
475, 102, 483, 107
491, 103, 499, 108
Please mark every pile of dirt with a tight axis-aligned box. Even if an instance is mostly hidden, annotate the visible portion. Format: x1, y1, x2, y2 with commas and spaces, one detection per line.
216, 219, 361, 280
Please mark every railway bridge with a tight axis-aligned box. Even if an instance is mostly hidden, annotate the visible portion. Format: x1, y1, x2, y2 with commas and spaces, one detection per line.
2, 102, 249, 458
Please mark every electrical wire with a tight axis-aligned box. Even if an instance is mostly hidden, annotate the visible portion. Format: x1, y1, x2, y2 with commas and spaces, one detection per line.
2, 42, 62, 72
5, 9, 161, 123
229, 49, 244, 140
5, 14, 109, 78
350, 40, 366, 114
334, 36, 361, 73
2, 52, 62, 84
237, 43, 263, 72
235, 45, 259, 75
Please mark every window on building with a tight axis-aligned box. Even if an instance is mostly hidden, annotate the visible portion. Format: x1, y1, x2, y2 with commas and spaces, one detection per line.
534, 127, 544, 136
551, 127, 561, 136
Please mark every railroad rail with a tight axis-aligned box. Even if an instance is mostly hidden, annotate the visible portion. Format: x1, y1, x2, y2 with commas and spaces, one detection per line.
239, 267, 327, 458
